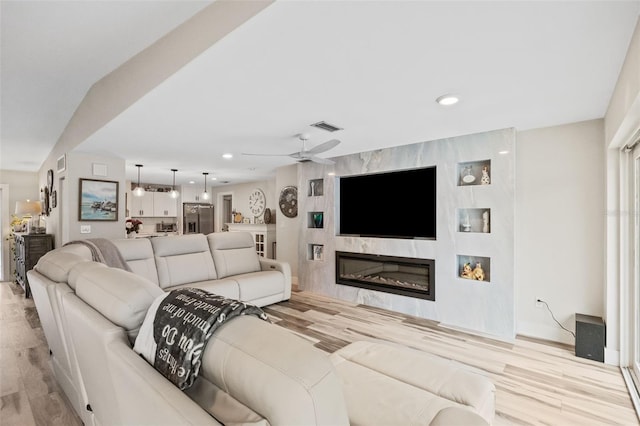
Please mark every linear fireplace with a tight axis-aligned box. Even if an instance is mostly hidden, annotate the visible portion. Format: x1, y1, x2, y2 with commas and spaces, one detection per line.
335, 251, 435, 301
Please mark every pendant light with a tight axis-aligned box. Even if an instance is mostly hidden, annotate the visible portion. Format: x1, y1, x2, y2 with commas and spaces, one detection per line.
133, 164, 145, 197
169, 169, 179, 199
201, 172, 210, 201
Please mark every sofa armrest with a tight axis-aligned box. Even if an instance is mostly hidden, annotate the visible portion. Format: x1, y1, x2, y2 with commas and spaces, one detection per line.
108, 342, 222, 426
259, 258, 292, 300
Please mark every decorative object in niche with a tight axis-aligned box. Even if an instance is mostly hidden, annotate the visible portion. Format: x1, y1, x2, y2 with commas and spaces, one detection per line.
312, 244, 324, 261
263, 208, 272, 224
482, 210, 490, 233
279, 186, 298, 218
309, 212, 323, 228
309, 179, 324, 196
481, 166, 491, 185
457, 160, 491, 186
457, 254, 490, 282
457, 208, 491, 233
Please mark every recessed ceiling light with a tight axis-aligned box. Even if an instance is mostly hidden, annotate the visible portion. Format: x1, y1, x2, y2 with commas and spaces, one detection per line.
436, 94, 459, 106
328, 172, 336, 176
189, 180, 195, 184
499, 150, 510, 155
222, 153, 233, 159
211, 177, 217, 181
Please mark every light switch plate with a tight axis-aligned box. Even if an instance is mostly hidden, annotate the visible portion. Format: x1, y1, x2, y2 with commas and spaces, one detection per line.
80, 225, 91, 234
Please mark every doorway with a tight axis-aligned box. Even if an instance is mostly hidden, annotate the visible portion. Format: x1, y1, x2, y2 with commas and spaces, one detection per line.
217, 193, 233, 232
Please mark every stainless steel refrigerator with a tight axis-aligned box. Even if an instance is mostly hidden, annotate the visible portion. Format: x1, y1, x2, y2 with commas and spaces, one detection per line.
183, 203, 214, 234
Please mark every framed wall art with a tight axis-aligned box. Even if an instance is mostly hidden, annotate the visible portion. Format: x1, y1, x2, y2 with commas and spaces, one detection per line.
79, 178, 118, 221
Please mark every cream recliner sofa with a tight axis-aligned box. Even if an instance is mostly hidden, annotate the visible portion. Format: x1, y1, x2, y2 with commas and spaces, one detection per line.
28, 232, 292, 425
29, 232, 495, 425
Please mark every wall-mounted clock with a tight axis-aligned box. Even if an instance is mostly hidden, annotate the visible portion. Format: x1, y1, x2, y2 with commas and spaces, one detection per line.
249, 188, 266, 217
279, 186, 298, 218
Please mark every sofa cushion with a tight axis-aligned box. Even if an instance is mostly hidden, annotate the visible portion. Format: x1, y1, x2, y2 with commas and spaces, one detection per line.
152, 234, 218, 289
68, 261, 107, 291
207, 232, 260, 279
111, 238, 159, 284
73, 264, 164, 343
35, 252, 91, 284
233, 271, 285, 301
199, 315, 350, 425
330, 341, 495, 425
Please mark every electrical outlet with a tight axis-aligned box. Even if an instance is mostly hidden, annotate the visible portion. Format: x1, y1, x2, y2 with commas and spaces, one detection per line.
535, 297, 543, 308
80, 225, 91, 234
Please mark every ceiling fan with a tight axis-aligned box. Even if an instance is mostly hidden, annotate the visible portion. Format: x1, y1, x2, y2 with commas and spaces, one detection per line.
243, 133, 340, 165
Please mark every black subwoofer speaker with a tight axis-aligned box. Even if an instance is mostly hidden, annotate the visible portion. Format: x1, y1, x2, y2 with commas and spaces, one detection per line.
575, 313, 605, 362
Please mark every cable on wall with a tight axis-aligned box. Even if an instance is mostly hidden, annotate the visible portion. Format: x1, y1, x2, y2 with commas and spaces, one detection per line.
537, 299, 576, 338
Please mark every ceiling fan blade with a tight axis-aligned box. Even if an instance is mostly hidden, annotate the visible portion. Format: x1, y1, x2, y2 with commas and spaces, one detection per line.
309, 156, 335, 165
242, 152, 290, 157
307, 139, 340, 155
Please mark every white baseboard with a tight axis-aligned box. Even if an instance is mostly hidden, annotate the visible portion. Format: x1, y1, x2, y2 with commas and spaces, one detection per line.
517, 320, 576, 346
605, 348, 620, 366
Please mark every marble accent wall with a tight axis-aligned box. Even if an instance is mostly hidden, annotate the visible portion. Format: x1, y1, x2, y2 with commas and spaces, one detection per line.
298, 128, 516, 340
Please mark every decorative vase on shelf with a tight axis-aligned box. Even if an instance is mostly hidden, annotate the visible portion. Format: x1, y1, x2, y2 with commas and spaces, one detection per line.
313, 213, 323, 228
462, 212, 471, 232
482, 210, 490, 233
481, 166, 490, 185
127, 231, 137, 239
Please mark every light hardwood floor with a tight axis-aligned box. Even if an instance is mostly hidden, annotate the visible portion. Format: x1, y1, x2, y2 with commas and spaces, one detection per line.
1, 280, 638, 425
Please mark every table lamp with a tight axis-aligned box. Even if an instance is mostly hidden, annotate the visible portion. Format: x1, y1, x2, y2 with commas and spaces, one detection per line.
15, 200, 43, 234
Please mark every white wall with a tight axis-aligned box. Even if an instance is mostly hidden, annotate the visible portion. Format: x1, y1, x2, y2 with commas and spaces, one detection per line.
209, 179, 276, 226
516, 119, 605, 345
275, 164, 300, 283
63, 152, 127, 243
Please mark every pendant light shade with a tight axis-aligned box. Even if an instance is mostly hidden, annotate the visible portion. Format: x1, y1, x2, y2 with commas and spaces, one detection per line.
169, 169, 179, 199
201, 172, 210, 201
133, 164, 145, 197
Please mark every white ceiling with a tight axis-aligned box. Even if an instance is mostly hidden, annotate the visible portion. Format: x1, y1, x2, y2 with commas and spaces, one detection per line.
2, 1, 639, 187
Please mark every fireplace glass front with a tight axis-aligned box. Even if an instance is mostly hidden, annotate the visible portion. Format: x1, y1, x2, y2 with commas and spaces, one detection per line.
335, 251, 435, 301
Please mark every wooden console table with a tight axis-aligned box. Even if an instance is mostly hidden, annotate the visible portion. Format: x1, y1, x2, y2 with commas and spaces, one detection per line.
14, 233, 54, 298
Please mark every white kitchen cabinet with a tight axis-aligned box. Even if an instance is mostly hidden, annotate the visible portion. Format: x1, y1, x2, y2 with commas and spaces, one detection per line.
181, 185, 208, 203
130, 192, 178, 217
153, 192, 178, 217
130, 192, 154, 217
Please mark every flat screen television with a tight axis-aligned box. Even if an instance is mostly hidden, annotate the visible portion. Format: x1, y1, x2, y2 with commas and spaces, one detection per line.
338, 166, 436, 239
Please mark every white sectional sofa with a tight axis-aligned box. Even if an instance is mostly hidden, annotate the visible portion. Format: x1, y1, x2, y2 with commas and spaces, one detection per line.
28, 231, 495, 425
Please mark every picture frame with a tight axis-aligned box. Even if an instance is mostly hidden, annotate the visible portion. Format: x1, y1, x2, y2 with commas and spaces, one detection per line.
79, 178, 118, 221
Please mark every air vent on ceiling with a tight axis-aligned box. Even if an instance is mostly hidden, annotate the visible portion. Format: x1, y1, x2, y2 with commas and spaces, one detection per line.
310, 121, 343, 132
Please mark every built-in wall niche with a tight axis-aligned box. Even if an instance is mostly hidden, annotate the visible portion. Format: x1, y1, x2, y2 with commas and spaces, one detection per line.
457, 255, 491, 282
308, 244, 324, 261
457, 208, 491, 233
308, 211, 324, 229
308, 179, 324, 196
457, 160, 491, 186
